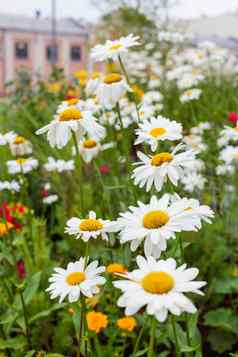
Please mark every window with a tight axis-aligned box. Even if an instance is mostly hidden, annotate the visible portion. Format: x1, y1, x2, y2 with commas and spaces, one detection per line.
46, 44, 58, 62
15, 42, 28, 59
71, 46, 81, 61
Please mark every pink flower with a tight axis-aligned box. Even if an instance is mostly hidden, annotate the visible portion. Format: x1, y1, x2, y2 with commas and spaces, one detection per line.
228, 112, 238, 124
100, 165, 110, 174
17, 260, 25, 280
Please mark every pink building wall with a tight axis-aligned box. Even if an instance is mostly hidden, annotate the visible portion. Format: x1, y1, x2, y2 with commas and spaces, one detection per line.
0, 28, 89, 94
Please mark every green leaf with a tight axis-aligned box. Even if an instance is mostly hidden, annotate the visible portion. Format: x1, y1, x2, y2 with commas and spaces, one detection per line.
23, 271, 42, 305
180, 344, 200, 352
214, 277, 238, 294
204, 308, 238, 333
207, 330, 237, 353
0, 336, 26, 350
29, 303, 64, 324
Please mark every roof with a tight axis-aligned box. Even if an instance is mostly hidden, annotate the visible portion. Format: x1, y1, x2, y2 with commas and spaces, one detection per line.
0, 13, 88, 36
186, 14, 238, 39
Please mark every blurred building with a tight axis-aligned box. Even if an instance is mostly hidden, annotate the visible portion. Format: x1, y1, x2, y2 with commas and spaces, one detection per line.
186, 13, 238, 49
0, 13, 89, 94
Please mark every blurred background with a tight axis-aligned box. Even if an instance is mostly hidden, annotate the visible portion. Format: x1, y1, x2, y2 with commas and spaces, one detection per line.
0, 0, 238, 95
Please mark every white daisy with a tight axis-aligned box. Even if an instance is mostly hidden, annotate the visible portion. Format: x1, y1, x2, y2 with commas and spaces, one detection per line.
219, 146, 238, 164
44, 157, 75, 173
0, 180, 20, 192
9, 135, 33, 156
36, 106, 105, 149
0, 131, 16, 146
183, 134, 207, 153
76, 139, 114, 164
86, 72, 102, 96
181, 172, 206, 193
115, 194, 206, 258
43, 194, 58, 205
180, 89, 202, 103
113, 255, 206, 322
132, 144, 196, 192
91, 34, 140, 62
7, 158, 38, 174
46, 258, 106, 303
65, 210, 116, 242
217, 125, 238, 148
135, 116, 182, 152
96, 73, 131, 109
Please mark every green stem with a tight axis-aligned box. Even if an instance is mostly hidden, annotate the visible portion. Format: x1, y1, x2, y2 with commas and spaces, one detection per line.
131, 321, 147, 357
171, 316, 181, 357
115, 102, 130, 175
118, 55, 140, 122
19, 290, 31, 349
72, 130, 84, 213
147, 318, 156, 357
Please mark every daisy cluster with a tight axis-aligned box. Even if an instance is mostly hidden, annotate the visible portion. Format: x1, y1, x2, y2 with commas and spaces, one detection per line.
44, 34, 214, 327
216, 121, 238, 176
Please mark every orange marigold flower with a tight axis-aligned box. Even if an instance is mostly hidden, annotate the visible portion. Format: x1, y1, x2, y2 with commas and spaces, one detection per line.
106, 263, 127, 274
86, 311, 108, 334
0, 221, 14, 237
117, 316, 137, 332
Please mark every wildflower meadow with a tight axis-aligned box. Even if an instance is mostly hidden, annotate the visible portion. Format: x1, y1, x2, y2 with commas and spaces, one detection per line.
1, 26, 238, 357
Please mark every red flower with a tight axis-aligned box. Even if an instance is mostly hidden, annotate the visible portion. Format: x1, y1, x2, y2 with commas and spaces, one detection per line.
17, 260, 26, 280
228, 112, 238, 124
41, 189, 49, 197
100, 165, 110, 174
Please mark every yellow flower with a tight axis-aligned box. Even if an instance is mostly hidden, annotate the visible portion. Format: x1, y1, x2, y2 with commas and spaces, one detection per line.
106, 263, 127, 274
85, 295, 100, 308
86, 311, 108, 334
0, 222, 14, 237
132, 84, 144, 101
74, 70, 88, 80
47, 82, 62, 93
117, 317, 137, 332
68, 308, 75, 316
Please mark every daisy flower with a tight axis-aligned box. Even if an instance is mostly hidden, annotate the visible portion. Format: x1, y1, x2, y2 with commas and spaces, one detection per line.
46, 258, 106, 303
219, 145, 238, 164
91, 34, 140, 62
0, 131, 16, 146
0, 180, 20, 192
9, 135, 33, 156
75, 139, 114, 164
96, 73, 131, 109
44, 157, 75, 173
65, 210, 116, 242
42, 195, 58, 205
36, 106, 105, 149
115, 194, 206, 258
7, 158, 38, 174
180, 88, 202, 103
132, 144, 196, 192
135, 116, 182, 152
217, 125, 238, 147
86, 72, 102, 96
113, 255, 206, 322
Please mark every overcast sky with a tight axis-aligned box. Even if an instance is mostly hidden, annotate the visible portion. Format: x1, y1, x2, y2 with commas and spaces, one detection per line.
0, 0, 237, 21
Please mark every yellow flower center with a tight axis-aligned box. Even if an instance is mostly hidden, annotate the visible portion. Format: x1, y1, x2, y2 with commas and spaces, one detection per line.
67, 98, 79, 105
66, 271, 85, 285
59, 107, 82, 121
151, 152, 173, 166
80, 219, 103, 231
141, 272, 174, 294
14, 135, 26, 145
233, 127, 238, 132
143, 210, 169, 229
104, 73, 122, 84
91, 72, 101, 79
16, 158, 27, 165
106, 263, 126, 274
186, 90, 193, 97
150, 128, 166, 137
83, 140, 97, 149
110, 44, 123, 51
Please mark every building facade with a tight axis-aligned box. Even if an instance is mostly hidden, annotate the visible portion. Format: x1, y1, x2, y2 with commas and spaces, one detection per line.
0, 14, 89, 94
